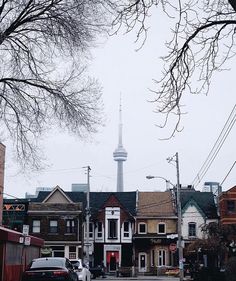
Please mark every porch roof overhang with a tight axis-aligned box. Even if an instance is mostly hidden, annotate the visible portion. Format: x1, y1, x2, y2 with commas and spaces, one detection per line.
133, 233, 178, 246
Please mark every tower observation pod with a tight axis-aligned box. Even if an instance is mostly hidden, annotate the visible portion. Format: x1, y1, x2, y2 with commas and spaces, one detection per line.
113, 101, 127, 192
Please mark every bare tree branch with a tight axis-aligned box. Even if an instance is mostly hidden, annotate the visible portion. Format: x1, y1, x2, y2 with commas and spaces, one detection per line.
113, 0, 236, 137
0, 0, 117, 169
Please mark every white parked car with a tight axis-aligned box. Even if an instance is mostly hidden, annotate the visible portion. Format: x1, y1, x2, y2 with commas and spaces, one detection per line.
70, 259, 91, 281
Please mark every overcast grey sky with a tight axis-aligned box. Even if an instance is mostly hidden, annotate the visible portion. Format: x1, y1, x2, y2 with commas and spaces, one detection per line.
4, 9, 236, 198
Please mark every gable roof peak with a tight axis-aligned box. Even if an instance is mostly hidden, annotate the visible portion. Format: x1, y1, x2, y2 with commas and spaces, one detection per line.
42, 186, 73, 203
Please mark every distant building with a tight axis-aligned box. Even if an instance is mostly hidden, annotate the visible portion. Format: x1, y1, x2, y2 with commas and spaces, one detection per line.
25, 187, 53, 198
71, 183, 88, 192
203, 181, 222, 197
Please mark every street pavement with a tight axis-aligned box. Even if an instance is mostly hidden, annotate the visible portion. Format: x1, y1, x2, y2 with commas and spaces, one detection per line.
95, 275, 179, 281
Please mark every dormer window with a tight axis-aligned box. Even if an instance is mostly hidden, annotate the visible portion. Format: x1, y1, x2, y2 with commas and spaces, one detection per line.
138, 223, 147, 234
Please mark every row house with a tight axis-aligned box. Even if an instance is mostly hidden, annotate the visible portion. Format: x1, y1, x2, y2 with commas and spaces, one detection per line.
89, 192, 136, 273
219, 186, 236, 225
27, 186, 84, 258
181, 189, 218, 242
180, 189, 218, 266
2, 186, 219, 275
134, 191, 178, 275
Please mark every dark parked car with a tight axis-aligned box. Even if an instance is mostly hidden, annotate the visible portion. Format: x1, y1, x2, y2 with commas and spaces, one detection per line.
89, 265, 104, 279
21, 257, 79, 281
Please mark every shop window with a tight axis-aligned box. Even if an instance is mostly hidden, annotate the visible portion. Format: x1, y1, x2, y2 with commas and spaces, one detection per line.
69, 246, 76, 259
52, 246, 64, 257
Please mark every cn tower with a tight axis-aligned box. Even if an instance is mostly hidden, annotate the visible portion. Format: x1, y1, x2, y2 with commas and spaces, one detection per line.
113, 100, 127, 192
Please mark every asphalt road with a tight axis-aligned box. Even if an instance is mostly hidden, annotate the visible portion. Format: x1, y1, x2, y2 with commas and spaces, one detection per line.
95, 276, 179, 281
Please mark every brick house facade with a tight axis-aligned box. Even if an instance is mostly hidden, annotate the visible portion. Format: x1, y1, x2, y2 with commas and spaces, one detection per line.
27, 186, 83, 258
219, 186, 236, 225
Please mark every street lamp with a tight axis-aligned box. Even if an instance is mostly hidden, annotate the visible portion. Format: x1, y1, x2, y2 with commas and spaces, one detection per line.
146, 175, 175, 190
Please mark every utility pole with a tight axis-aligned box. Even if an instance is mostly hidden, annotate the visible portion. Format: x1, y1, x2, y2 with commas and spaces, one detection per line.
85, 166, 91, 266
167, 152, 183, 281
176, 152, 184, 281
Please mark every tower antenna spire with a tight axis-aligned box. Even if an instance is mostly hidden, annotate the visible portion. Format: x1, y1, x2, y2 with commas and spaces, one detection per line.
113, 94, 127, 192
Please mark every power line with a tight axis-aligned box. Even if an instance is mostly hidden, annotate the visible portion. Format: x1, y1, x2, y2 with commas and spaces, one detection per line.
220, 161, 236, 186
192, 105, 236, 187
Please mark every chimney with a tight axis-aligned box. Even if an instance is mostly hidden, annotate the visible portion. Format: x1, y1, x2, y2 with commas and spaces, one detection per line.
0, 143, 6, 225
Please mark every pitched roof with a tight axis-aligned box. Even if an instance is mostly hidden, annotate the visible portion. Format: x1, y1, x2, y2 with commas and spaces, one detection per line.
137, 191, 176, 217
42, 186, 73, 203
90, 192, 137, 217
32, 191, 136, 216
180, 190, 218, 219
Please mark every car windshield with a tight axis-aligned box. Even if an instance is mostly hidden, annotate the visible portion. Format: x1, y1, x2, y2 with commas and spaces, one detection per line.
30, 258, 65, 269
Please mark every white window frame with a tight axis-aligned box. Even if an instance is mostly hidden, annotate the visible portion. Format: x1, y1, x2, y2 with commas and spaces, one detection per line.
32, 220, 40, 233
138, 223, 147, 234
89, 222, 94, 238
66, 219, 75, 233
105, 207, 120, 242
108, 219, 118, 239
188, 222, 196, 237
97, 221, 103, 238
157, 249, 166, 266
84, 222, 94, 239
138, 252, 147, 272
123, 221, 130, 238
49, 220, 58, 233
157, 223, 166, 234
